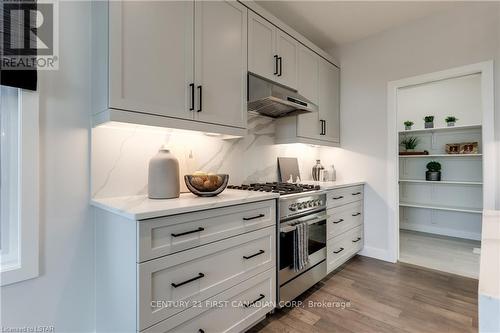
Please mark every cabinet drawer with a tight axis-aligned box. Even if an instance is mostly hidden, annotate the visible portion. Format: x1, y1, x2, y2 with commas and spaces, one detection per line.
327, 185, 363, 208
138, 226, 275, 330
143, 268, 276, 333
327, 201, 363, 240
138, 200, 276, 262
327, 225, 363, 273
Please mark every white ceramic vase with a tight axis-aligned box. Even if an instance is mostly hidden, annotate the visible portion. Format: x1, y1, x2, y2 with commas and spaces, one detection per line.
148, 146, 180, 199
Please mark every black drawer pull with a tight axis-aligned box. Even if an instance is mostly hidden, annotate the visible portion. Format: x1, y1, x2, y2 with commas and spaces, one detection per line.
171, 273, 204, 288
332, 196, 344, 200
197, 85, 202, 112
333, 219, 344, 224
333, 247, 344, 254
352, 192, 362, 196
274, 55, 279, 75
244, 294, 265, 308
352, 212, 361, 217
352, 237, 362, 243
243, 214, 265, 221
189, 83, 195, 111
171, 227, 204, 237
243, 249, 265, 260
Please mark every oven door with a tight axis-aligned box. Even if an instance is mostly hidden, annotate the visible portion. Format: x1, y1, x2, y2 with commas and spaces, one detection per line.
279, 210, 327, 285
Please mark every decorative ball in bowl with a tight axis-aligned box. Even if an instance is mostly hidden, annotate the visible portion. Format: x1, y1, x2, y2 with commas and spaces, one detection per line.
184, 172, 229, 197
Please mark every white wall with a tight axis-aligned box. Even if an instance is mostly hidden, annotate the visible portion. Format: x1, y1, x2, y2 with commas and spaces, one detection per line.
328, 2, 500, 260
397, 73, 482, 131
1, 2, 94, 331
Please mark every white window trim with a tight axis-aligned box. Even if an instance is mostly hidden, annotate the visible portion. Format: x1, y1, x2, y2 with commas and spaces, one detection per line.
1, 89, 39, 286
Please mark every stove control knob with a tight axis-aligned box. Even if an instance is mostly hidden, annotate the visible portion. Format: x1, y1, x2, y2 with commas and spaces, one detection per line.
289, 204, 297, 211
308, 201, 313, 207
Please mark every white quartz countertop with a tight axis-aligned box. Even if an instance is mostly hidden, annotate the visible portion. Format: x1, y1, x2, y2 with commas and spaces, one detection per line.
300, 180, 365, 190
479, 210, 500, 299
91, 189, 279, 220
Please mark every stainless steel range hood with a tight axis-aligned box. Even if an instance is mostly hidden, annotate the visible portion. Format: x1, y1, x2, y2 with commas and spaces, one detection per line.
247, 73, 318, 118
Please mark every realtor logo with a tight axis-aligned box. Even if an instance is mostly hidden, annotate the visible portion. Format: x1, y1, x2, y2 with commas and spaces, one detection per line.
1, 0, 59, 70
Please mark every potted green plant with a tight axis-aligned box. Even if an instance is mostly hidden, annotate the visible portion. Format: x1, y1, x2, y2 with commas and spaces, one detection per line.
445, 116, 458, 127
424, 116, 434, 129
426, 161, 441, 181
404, 121, 414, 131
400, 136, 419, 152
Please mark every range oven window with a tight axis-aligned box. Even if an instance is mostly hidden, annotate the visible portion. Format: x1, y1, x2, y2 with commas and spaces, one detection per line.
279, 215, 326, 271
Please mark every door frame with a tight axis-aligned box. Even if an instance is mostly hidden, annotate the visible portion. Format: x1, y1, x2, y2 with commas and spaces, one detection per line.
386, 61, 495, 262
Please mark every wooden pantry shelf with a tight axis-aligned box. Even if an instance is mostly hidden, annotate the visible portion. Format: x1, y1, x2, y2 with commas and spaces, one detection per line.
398, 124, 481, 134
399, 154, 482, 158
399, 202, 482, 214
399, 180, 483, 185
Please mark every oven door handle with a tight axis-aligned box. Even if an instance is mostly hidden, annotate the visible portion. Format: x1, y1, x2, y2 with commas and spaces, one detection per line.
280, 214, 329, 233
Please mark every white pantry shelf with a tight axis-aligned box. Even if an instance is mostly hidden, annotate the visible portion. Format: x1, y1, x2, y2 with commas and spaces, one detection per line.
398, 124, 482, 134
399, 154, 482, 158
399, 179, 483, 185
399, 202, 482, 214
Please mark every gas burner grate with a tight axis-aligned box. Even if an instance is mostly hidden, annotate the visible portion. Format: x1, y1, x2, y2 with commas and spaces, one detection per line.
227, 182, 320, 195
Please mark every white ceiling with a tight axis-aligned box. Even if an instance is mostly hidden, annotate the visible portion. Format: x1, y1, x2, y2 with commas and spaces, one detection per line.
256, 1, 464, 51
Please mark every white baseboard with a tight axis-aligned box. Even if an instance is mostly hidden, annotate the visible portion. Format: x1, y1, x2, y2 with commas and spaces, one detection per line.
400, 222, 481, 241
359, 246, 394, 263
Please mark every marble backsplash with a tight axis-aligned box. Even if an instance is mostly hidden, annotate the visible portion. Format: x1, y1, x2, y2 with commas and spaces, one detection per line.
91, 114, 342, 199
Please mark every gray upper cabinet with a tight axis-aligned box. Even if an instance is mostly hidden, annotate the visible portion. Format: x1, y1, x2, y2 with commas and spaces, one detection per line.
276, 48, 340, 147
108, 1, 194, 121
92, 0, 247, 136
318, 58, 340, 144
194, 1, 247, 128
248, 11, 277, 83
276, 30, 298, 89
248, 11, 299, 90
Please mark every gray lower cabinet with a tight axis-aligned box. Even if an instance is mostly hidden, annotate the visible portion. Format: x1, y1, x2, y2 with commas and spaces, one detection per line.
326, 185, 364, 273
95, 200, 276, 332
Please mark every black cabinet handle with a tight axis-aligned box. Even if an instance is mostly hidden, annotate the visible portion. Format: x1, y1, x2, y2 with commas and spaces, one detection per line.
278, 57, 282, 76
352, 192, 362, 196
197, 85, 202, 112
332, 196, 344, 200
323, 120, 327, 135
333, 247, 344, 254
243, 249, 265, 260
352, 212, 361, 217
199, 330, 205, 333
244, 294, 265, 307
171, 227, 204, 237
319, 120, 324, 135
333, 219, 344, 224
189, 83, 195, 111
171, 273, 204, 288
274, 55, 279, 75
352, 237, 362, 243
243, 213, 265, 221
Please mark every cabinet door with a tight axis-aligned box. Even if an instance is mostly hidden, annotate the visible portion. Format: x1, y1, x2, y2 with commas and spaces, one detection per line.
319, 59, 340, 143
296, 46, 320, 139
276, 30, 298, 89
194, 1, 247, 128
109, 1, 194, 119
297, 45, 319, 104
248, 11, 277, 81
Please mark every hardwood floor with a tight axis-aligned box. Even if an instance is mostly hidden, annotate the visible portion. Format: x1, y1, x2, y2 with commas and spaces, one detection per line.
249, 256, 478, 333
399, 230, 480, 279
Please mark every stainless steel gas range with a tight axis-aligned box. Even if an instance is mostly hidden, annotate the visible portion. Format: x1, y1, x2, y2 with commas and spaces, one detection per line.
227, 182, 328, 304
